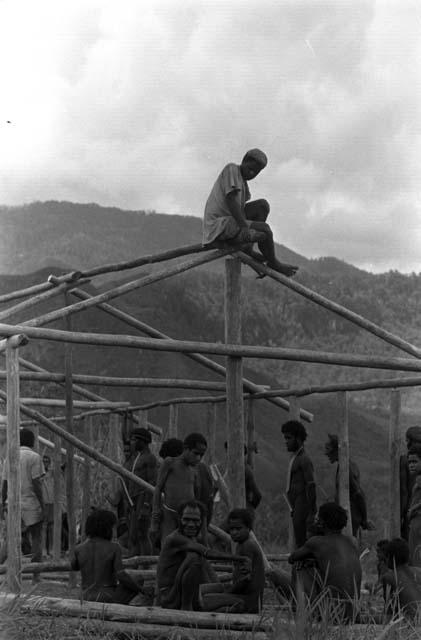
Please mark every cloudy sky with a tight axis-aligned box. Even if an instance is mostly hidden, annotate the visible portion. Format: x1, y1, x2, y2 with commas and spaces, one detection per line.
0, 0, 420, 272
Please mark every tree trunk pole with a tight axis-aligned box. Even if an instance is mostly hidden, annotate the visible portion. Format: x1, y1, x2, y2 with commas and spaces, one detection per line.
81, 417, 92, 542
225, 258, 245, 508
52, 432, 62, 560
168, 404, 178, 438
6, 339, 21, 593
246, 399, 255, 469
205, 403, 217, 466
64, 294, 76, 586
337, 391, 352, 537
288, 396, 301, 420
389, 389, 401, 538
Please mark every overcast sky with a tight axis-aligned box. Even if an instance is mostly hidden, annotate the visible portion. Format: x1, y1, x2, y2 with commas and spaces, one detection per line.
0, 0, 419, 272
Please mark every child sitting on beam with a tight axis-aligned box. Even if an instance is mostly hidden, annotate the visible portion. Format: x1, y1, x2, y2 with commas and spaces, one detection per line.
70, 509, 146, 604
202, 149, 298, 277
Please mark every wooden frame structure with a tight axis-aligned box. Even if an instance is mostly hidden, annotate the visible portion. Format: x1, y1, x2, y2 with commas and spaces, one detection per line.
0, 242, 415, 591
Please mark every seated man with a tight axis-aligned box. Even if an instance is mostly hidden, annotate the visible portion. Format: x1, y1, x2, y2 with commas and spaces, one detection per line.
156, 500, 217, 610
70, 509, 145, 604
288, 502, 362, 622
200, 508, 266, 614
380, 537, 421, 620
203, 149, 298, 277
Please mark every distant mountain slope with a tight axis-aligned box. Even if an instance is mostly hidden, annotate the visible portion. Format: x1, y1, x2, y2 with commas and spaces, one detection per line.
0, 201, 347, 277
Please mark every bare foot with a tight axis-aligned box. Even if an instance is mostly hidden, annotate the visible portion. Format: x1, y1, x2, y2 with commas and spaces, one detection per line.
267, 260, 298, 277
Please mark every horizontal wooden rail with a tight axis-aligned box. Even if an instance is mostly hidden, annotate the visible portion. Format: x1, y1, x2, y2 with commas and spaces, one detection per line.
17, 398, 131, 409
238, 252, 421, 359
0, 271, 82, 305
70, 288, 312, 422
0, 370, 228, 390
2, 323, 421, 372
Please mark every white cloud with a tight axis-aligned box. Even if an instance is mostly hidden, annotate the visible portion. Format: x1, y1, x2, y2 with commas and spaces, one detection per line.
0, 0, 420, 271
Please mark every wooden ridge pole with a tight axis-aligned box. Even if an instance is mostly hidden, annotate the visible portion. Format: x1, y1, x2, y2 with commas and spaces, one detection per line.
225, 258, 245, 508
64, 293, 76, 587
3, 323, 421, 373
5, 335, 26, 592
21, 249, 231, 329
238, 252, 421, 360
168, 404, 178, 438
70, 287, 313, 422
337, 391, 352, 537
389, 390, 401, 538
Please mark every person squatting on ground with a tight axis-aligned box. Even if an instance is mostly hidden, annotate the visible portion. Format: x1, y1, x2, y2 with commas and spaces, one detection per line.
0, 428, 45, 564
126, 427, 158, 556
71, 509, 146, 604
379, 537, 421, 620
151, 433, 208, 545
324, 433, 373, 537
406, 445, 421, 567
401, 426, 421, 540
200, 508, 266, 614
288, 502, 362, 622
282, 420, 317, 548
202, 149, 298, 277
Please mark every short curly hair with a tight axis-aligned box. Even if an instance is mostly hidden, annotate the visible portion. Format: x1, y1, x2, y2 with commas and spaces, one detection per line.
318, 502, 348, 531
386, 538, 409, 567
159, 438, 184, 458
183, 433, 207, 450
227, 508, 254, 530
85, 509, 117, 540
281, 420, 307, 442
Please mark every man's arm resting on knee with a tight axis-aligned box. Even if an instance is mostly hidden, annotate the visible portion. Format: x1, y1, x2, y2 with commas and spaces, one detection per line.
289, 542, 315, 564
226, 191, 248, 229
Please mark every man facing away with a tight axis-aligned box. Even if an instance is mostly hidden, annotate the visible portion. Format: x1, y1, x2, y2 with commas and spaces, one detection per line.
203, 149, 298, 277
1, 427, 45, 563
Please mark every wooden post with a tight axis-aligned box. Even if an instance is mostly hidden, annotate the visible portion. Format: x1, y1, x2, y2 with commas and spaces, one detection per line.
246, 399, 255, 469
32, 424, 40, 453
168, 404, 178, 438
205, 403, 216, 465
225, 258, 245, 508
64, 293, 76, 586
337, 391, 352, 537
81, 417, 92, 542
137, 410, 148, 430
6, 339, 21, 592
389, 389, 401, 538
52, 432, 62, 560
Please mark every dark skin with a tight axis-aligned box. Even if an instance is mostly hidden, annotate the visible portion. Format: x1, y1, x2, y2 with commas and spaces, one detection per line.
381, 558, 421, 619
283, 433, 316, 535
226, 157, 298, 278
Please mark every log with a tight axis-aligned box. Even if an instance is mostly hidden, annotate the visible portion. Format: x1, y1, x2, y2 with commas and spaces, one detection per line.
238, 251, 421, 359
225, 258, 245, 509
5, 339, 22, 593
18, 398, 131, 409
0, 333, 28, 353
388, 390, 401, 538
1, 370, 228, 390
337, 391, 352, 537
40, 616, 269, 640
246, 399, 255, 468
22, 249, 231, 329
0, 595, 272, 630
0, 390, 156, 494
64, 292, 76, 588
70, 287, 313, 422
205, 403, 217, 465
0, 271, 82, 305
81, 417, 92, 540
3, 323, 421, 372
52, 431, 62, 561
38, 435, 86, 465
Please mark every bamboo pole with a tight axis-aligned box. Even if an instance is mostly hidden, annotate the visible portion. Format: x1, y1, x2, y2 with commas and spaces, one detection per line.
168, 404, 178, 438
3, 323, 421, 373
0, 392, 155, 494
21, 249, 231, 329
64, 293, 76, 587
205, 403, 217, 465
337, 391, 352, 537
388, 390, 401, 538
69, 288, 313, 422
238, 252, 421, 360
0, 333, 28, 354
225, 258, 245, 508
1, 370, 228, 390
81, 417, 92, 542
52, 432, 62, 561
5, 337, 22, 592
